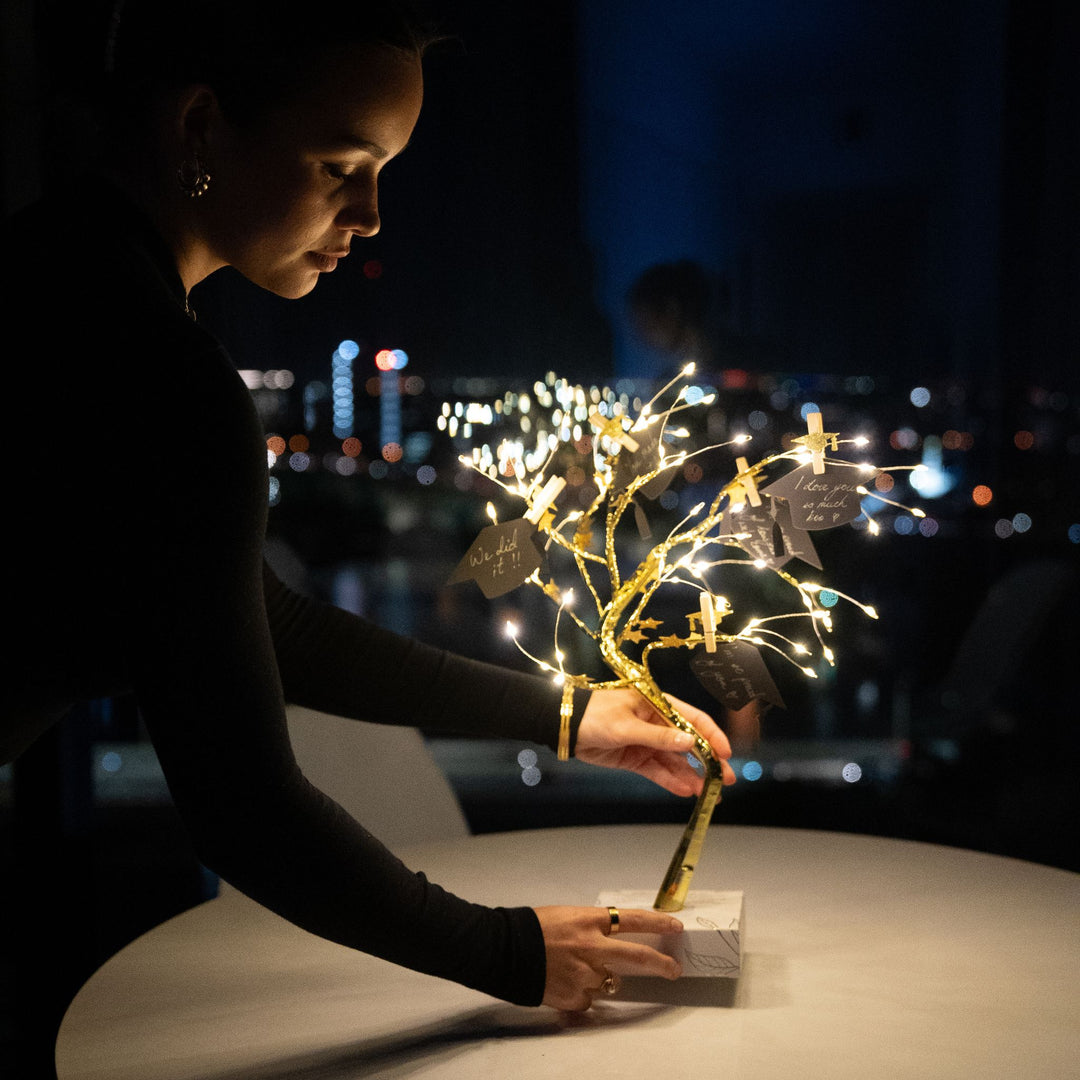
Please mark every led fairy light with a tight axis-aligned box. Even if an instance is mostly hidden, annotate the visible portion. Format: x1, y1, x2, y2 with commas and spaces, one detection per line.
447, 372, 913, 912
856, 485, 927, 519
799, 582, 879, 620
504, 617, 556, 674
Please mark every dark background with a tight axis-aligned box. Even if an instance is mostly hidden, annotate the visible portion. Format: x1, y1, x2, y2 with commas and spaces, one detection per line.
2, 1, 1077, 1076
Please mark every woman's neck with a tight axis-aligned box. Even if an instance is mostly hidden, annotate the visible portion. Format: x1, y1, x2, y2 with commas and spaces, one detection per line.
99, 164, 225, 294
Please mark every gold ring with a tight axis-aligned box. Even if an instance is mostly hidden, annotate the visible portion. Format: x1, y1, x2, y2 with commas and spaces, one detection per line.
600, 972, 620, 995
607, 906, 620, 934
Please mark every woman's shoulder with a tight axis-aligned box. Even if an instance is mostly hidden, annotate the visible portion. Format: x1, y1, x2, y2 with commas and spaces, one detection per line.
7, 180, 234, 378
6, 176, 187, 316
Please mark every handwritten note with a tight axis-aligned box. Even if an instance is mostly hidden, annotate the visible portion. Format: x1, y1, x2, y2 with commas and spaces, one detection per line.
771, 499, 823, 569
447, 518, 544, 599
690, 641, 785, 711
718, 499, 822, 571
719, 502, 786, 567
610, 425, 677, 500
761, 462, 874, 531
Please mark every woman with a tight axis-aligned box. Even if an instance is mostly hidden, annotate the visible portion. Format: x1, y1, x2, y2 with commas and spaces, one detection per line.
4, 0, 736, 1014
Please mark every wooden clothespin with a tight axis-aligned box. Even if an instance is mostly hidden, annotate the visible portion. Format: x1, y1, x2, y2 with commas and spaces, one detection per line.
588, 408, 640, 453
524, 475, 566, 524
793, 411, 838, 475
806, 412, 826, 474
699, 592, 718, 653
735, 456, 762, 506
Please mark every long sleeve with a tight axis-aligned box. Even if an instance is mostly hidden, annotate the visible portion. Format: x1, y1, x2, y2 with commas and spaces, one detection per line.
264, 563, 587, 751
4, 182, 563, 1006
113, 338, 552, 1005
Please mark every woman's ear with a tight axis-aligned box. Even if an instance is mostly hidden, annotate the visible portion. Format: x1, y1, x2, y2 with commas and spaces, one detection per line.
174, 84, 223, 156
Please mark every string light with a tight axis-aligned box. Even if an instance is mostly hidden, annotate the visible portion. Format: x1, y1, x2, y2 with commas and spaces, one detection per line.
449, 371, 909, 912
856, 485, 926, 518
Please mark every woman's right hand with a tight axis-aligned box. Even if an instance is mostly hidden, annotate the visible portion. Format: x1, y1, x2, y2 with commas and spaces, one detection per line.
534, 905, 685, 1011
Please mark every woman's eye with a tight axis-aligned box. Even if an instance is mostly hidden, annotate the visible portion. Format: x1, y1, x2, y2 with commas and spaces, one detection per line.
322, 161, 379, 186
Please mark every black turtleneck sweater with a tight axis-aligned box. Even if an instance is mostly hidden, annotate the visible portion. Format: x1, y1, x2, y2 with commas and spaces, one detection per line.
2, 179, 584, 1006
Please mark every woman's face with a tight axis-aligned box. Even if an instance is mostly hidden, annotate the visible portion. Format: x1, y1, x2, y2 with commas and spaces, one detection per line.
198, 42, 423, 298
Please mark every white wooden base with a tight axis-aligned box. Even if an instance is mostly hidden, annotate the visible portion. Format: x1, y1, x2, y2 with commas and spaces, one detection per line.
596, 889, 744, 977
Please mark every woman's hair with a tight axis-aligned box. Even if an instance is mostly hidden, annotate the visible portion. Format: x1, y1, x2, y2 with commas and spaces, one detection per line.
38, 0, 442, 152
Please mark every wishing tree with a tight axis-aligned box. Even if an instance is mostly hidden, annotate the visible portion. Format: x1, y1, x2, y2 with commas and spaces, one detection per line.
445, 365, 923, 911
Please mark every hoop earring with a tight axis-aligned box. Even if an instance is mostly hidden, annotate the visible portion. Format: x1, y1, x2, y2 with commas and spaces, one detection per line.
177, 155, 212, 198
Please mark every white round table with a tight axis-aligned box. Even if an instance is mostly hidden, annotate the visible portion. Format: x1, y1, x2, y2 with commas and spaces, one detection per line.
55, 824, 1079, 1079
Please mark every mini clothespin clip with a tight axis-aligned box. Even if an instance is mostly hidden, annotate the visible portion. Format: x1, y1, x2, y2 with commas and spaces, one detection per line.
524, 474, 566, 525
806, 413, 827, 474
699, 592, 718, 653
792, 411, 838, 475
734, 456, 762, 506
589, 408, 640, 453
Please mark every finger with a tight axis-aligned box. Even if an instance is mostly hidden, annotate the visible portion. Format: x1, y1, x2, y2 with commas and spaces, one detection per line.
624, 714, 738, 788
604, 939, 683, 980
626, 754, 707, 797
599, 907, 684, 935
596, 908, 687, 981
630, 690, 718, 746
618, 716, 699, 755
669, 750, 737, 787
663, 694, 733, 759
652, 746, 738, 789
624, 736, 738, 791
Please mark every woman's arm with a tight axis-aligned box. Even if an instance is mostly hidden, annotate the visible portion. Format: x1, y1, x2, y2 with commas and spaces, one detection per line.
121, 352, 549, 1004
263, 563, 588, 751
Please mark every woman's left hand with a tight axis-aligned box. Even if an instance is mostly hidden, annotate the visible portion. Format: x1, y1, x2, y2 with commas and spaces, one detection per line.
574, 687, 737, 795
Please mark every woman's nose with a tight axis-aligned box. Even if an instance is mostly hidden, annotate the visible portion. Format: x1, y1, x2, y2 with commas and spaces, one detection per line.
338, 187, 381, 237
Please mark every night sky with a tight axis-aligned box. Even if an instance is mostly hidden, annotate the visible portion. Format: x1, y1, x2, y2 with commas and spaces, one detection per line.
172, 0, 1079, 395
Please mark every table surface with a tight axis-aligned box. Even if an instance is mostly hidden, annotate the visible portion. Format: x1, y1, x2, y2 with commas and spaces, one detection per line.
55, 824, 1079, 1080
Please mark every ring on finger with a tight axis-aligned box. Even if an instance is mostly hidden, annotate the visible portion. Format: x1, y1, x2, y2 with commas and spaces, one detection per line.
600, 971, 620, 995
606, 906, 620, 935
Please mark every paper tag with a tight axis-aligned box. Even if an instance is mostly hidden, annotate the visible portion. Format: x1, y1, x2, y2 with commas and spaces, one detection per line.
447, 518, 544, 598
611, 425, 677, 500
762, 462, 874, 531
718, 499, 821, 571
690, 641, 785, 711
